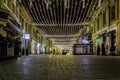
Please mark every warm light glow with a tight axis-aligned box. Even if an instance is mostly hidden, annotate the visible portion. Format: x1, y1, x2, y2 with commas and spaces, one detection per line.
82, 39, 89, 44
22, 0, 100, 49
23, 34, 30, 40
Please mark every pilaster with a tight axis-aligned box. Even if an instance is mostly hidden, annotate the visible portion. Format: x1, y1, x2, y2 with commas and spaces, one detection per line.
117, 0, 120, 55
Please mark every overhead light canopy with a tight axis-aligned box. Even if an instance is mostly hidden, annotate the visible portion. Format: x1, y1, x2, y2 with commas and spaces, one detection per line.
21, 0, 101, 49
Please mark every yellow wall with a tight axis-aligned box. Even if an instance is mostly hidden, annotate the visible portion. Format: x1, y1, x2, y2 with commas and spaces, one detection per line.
117, 0, 120, 54
117, 23, 120, 53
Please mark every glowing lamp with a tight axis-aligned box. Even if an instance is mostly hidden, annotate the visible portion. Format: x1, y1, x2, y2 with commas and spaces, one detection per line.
82, 39, 89, 44
96, 37, 101, 44
23, 34, 30, 40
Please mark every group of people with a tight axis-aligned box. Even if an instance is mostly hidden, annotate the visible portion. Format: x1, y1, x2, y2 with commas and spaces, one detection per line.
96, 43, 116, 55
97, 43, 106, 55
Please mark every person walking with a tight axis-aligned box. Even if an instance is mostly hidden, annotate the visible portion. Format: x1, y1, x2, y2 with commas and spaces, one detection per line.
97, 45, 100, 55
101, 43, 105, 55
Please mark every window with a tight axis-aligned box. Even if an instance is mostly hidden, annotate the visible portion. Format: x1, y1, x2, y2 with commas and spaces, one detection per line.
25, 23, 28, 32
94, 25, 95, 33
39, 37, 41, 42
103, 12, 106, 26
94, 19, 96, 33
8, 0, 11, 8
16, 0, 19, 18
33, 30, 37, 38
111, 5, 116, 20
12, 2, 14, 13
97, 18, 99, 30
0, 0, 1, 7
0, 11, 8, 19
91, 27, 93, 34
21, 19, 24, 29
28, 24, 31, 33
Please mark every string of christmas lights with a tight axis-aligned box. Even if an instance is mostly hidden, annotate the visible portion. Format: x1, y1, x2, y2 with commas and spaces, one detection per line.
84, 0, 98, 24
22, 0, 102, 49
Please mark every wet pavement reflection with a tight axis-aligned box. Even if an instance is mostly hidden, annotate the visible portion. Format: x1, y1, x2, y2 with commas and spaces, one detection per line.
0, 55, 120, 80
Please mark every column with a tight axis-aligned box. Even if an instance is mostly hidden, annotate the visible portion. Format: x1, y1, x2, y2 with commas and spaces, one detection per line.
117, 0, 120, 55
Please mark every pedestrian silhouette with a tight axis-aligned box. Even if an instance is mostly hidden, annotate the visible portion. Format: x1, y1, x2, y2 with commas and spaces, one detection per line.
97, 45, 100, 55
101, 43, 105, 55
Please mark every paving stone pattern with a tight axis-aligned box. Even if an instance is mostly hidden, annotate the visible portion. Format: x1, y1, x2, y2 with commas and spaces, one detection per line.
0, 55, 120, 80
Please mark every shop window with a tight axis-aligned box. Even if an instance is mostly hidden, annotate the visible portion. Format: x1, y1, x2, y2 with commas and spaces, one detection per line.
0, 11, 8, 19
8, 43, 13, 48
110, 32, 116, 52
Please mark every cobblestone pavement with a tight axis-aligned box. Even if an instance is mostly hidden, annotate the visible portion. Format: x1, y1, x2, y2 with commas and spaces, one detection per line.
0, 55, 120, 80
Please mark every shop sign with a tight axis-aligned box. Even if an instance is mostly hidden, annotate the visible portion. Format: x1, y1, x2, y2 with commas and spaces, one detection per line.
96, 37, 101, 44
23, 34, 30, 40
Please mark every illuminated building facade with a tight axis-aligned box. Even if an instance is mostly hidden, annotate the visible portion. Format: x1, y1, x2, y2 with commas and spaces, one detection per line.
0, 0, 54, 59
117, 0, 120, 55
1, 0, 120, 56
90, 0, 118, 55
0, 0, 21, 57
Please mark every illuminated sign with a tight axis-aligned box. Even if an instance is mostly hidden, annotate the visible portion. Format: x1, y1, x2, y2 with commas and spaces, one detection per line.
82, 39, 89, 44
96, 37, 101, 44
23, 34, 30, 39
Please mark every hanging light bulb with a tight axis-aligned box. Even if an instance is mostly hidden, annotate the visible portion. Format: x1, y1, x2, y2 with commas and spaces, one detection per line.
82, 0, 85, 8
13, 0, 16, 6
46, 3, 49, 9
19, 0, 21, 3
64, 0, 67, 8
30, 0, 33, 8
44, 0, 51, 10
98, 0, 101, 7
64, 0, 69, 9
64, 0, 68, 9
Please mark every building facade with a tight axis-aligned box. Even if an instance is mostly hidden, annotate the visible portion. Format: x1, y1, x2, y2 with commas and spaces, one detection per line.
117, 0, 120, 55
0, 0, 54, 59
0, 0, 21, 58
91, 0, 118, 55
